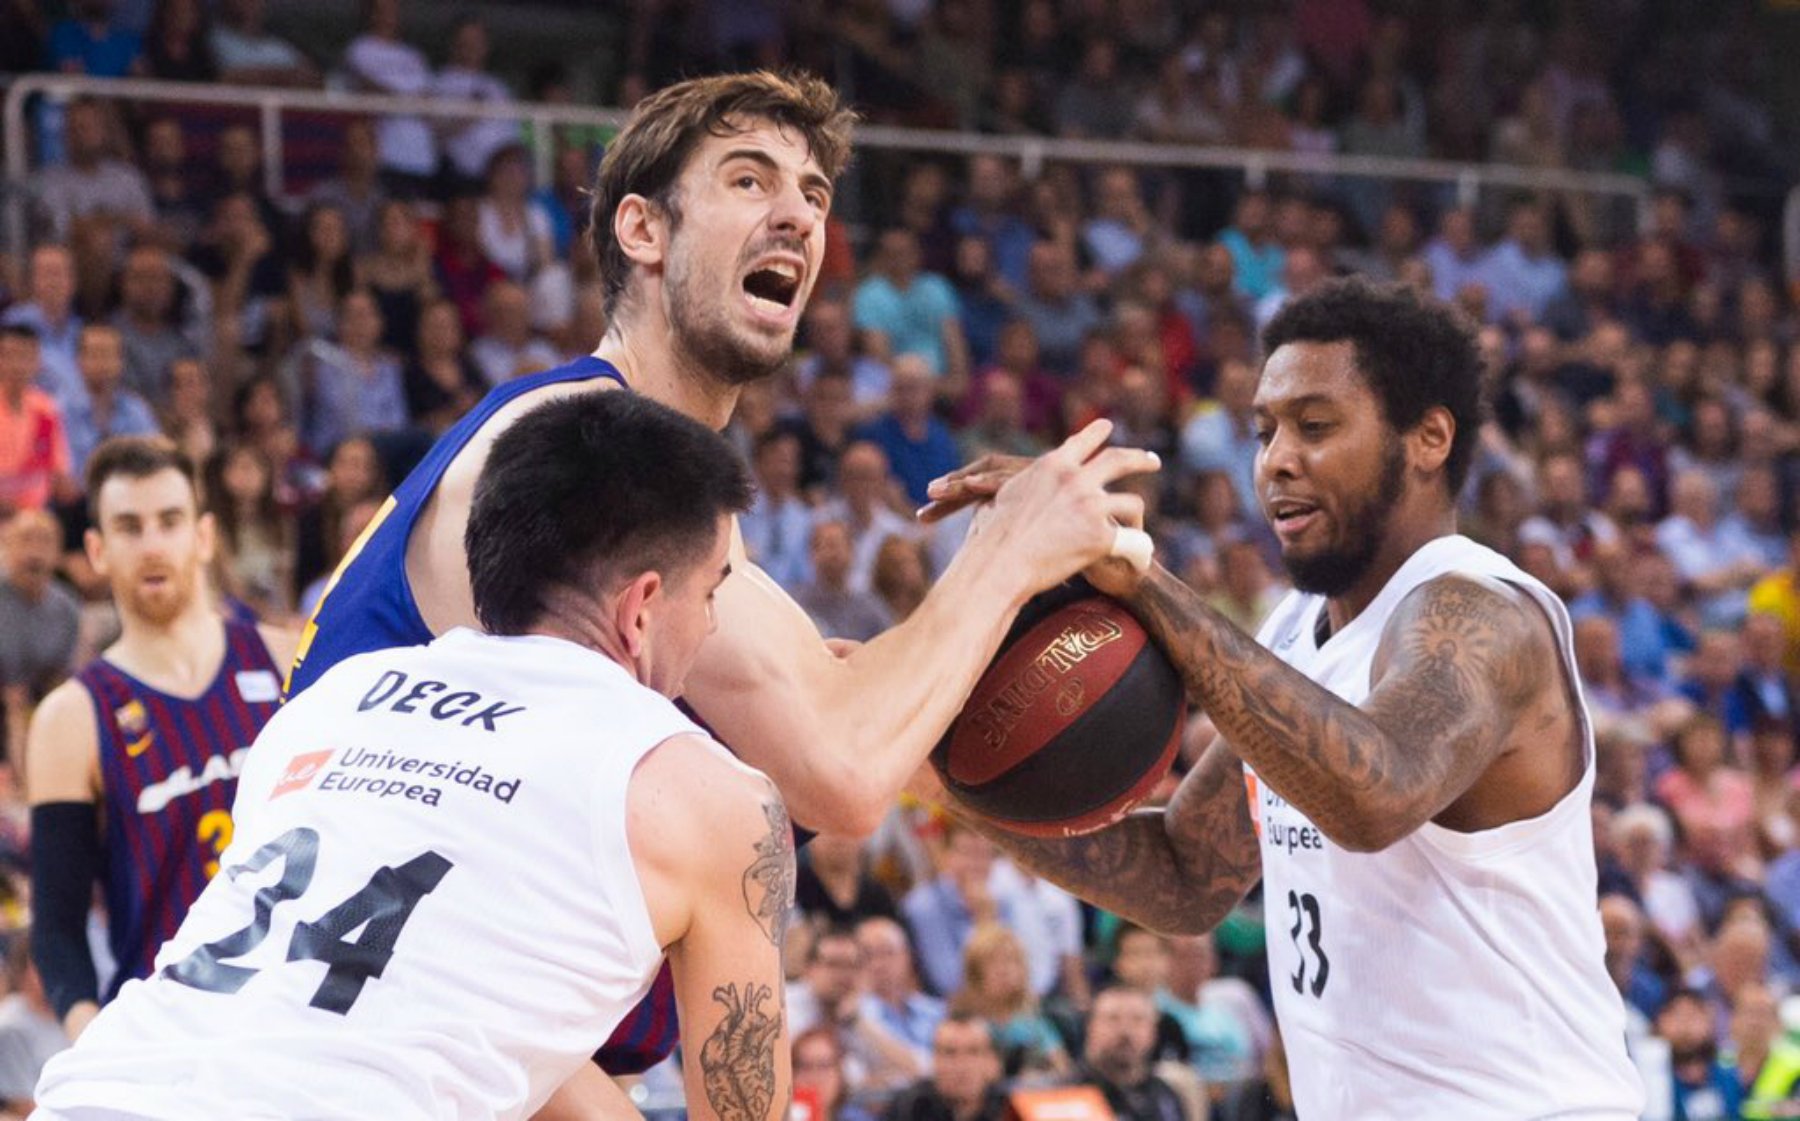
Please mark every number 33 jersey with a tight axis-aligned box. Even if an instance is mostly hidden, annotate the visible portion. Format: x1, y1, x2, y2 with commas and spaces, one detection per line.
1247, 535, 1642, 1121
34, 629, 712, 1121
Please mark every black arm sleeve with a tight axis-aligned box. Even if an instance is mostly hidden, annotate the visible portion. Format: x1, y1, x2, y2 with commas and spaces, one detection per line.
30, 801, 101, 1022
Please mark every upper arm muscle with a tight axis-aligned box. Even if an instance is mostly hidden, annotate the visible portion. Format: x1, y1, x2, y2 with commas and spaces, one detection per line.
25, 682, 100, 805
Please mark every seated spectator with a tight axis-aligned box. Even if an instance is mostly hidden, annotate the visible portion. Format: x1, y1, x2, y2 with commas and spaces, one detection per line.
947, 923, 1071, 1079
794, 520, 892, 643
1108, 364, 1176, 465
342, 0, 436, 197
796, 301, 891, 420
872, 535, 931, 624
207, 123, 282, 235
1067, 986, 1185, 1121
143, 0, 217, 82
950, 155, 1033, 293
1679, 629, 1752, 739
285, 204, 356, 348
1179, 357, 1260, 520
433, 19, 518, 191
1735, 615, 1797, 740
1207, 537, 1286, 633
536, 143, 592, 262
793, 1025, 880, 1121
818, 442, 917, 594
856, 357, 961, 509
294, 433, 386, 593
139, 117, 206, 249
1105, 927, 1192, 1065
1747, 716, 1799, 863
1220, 1029, 1298, 1121
858, 916, 944, 1062
468, 280, 558, 387
789, 926, 926, 1097
47, 0, 142, 77
883, 1015, 1008, 1121
2, 246, 83, 411
111, 244, 201, 403
738, 429, 814, 591
1727, 982, 1787, 1113
308, 119, 386, 255
781, 371, 857, 498
0, 326, 71, 516
1720, 465, 1787, 571
1218, 190, 1284, 303
1610, 804, 1704, 965
297, 496, 379, 619
1658, 713, 1757, 880
799, 833, 899, 931
1657, 469, 1763, 628
477, 145, 557, 286
62, 324, 158, 477
855, 228, 969, 393
211, 0, 316, 87
1013, 241, 1104, 378
402, 300, 482, 436
296, 290, 408, 458
158, 356, 215, 467
0, 939, 65, 1113
190, 193, 284, 358
957, 369, 1046, 463
1574, 614, 1668, 725
1053, 38, 1135, 139
1163, 933, 1266, 1088
230, 373, 318, 508
31, 98, 152, 248
0, 510, 80, 705
360, 200, 438, 360
1478, 200, 1566, 327
949, 235, 1014, 371
204, 442, 295, 620
1599, 894, 1666, 1031
1083, 167, 1155, 284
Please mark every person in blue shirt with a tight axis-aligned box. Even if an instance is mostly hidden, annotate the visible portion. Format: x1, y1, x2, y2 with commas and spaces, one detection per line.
856, 356, 962, 508
853, 228, 969, 392
47, 0, 142, 77
62, 324, 159, 477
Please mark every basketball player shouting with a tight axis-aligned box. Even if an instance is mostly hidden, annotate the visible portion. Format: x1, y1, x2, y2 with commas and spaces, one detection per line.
928, 281, 1643, 1119
35, 393, 795, 1121
27, 437, 295, 1041
284, 70, 1155, 1100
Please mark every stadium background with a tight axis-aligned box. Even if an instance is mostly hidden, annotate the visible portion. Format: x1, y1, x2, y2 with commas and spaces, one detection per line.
3, 0, 1800, 1117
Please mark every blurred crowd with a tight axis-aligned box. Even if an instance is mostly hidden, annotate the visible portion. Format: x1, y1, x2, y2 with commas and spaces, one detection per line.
1, 0, 1800, 1118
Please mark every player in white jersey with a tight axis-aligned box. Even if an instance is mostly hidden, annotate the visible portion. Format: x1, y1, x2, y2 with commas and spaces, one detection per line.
32, 392, 795, 1121
927, 280, 1643, 1119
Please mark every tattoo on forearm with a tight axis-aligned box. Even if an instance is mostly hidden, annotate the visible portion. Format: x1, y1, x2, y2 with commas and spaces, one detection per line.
1133, 570, 1541, 843
700, 981, 783, 1121
742, 800, 795, 946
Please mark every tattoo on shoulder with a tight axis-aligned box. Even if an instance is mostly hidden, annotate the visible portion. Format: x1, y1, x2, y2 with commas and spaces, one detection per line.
742, 799, 795, 946
1391, 577, 1545, 713
700, 981, 783, 1121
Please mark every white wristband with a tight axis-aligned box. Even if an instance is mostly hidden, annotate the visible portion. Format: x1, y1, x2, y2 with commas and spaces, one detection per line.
1109, 526, 1155, 573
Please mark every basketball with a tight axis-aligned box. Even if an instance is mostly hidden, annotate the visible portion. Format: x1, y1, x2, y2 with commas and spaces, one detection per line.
932, 581, 1186, 838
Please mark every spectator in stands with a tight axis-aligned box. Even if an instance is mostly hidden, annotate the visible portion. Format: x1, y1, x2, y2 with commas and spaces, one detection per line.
781, 369, 856, 497
1013, 241, 1103, 379
401, 298, 481, 436
857, 356, 961, 509
208, 123, 281, 236
948, 236, 1014, 372
1253, 244, 1328, 333
468, 279, 557, 386
884, 1015, 1008, 1121
1574, 613, 1668, 725
1748, 715, 1800, 864
433, 18, 517, 192
819, 441, 915, 594
0, 938, 65, 1112
1611, 804, 1704, 961
476, 145, 556, 286
143, 0, 216, 82
1720, 465, 1786, 570
307, 119, 386, 255
1661, 712, 1757, 880
1589, 378, 1671, 520
1179, 355, 1259, 519
947, 922, 1071, 1079
111, 244, 198, 403
204, 442, 294, 620
798, 301, 891, 418
1083, 167, 1155, 284
793, 1025, 879, 1121
1216, 191, 1284, 303
211, 0, 316, 87
32, 98, 152, 248
285, 203, 356, 344
360, 200, 436, 360
1599, 893, 1666, 1026
342, 0, 435, 198
431, 192, 504, 337
192, 192, 282, 359
293, 433, 383, 594
795, 520, 892, 643
1658, 468, 1765, 628
950, 155, 1034, 293
157, 356, 213, 467
62, 324, 157, 477
139, 117, 204, 248
798, 832, 899, 932
298, 289, 407, 457
1750, 532, 1800, 678
1053, 38, 1134, 139
535, 143, 591, 262
1423, 207, 1485, 308
854, 228, 968, 392
1542, 248, 1621, 342
906, 825, 1028, 997
871, 535, 932, 623
1734, 614, 1797, 735
0, 326, 70, 517
1623, 240, 1701, 347
740, 428, 814, 592
1480, 199, 1567, 326
1070, 986, 1184, 1121
789, 925, 926, 1096
46, 0, 141, 78
857, 916, 943, 1060
1104, 927, 1191, 1065
3, 246, 83, 410
957, 368, 1044, 465
0, 510, 80, 706
297, 496, 377, 618
1164, 932, 1265, 1088
1209, 537, 1286, 633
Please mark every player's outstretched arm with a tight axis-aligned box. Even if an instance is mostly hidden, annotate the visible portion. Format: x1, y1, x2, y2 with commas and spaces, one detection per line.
949, 738, 1261, 936
628, 736, 793, 1121
687, 420, 1158, 835
1123, 566, 1549, 852
22, 681, 104, 1039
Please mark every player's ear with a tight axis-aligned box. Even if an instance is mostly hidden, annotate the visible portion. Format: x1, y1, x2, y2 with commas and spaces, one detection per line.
83, 526, 106, 576
615, 569, 664, 659
613, 193, 666, 271
194, 510, 217, 566
1409, 405, 1454, 477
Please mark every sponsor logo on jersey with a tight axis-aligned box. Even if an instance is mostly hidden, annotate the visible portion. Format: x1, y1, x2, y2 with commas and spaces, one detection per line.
309, 746, 524, 809
1253, 778, 1325, 856
136, 748, 249, 814
125, 732, 155, 758
235, 670, 280, 704
115, 700, 153, 756
271, 749, 335, 800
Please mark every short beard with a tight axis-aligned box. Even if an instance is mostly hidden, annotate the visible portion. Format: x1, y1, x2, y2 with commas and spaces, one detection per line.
664, 222, 796, 388
1281, 441, 1407, 598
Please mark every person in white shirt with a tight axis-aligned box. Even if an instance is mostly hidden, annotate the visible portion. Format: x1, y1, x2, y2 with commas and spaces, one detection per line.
341, 0, 435, 196
433, 19, 518, 188
928, 279, 1644, 1120
31, 391, 795, 1120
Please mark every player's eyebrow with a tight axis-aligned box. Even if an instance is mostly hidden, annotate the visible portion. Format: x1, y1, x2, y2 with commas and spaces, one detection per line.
1254, 393, 1338, 416
718, 148, 833, 204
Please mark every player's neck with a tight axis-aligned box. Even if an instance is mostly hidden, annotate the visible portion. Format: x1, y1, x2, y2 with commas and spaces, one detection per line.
1323, 506, 1459, 635
109, 605, 226, 694
595, 318, 741, 432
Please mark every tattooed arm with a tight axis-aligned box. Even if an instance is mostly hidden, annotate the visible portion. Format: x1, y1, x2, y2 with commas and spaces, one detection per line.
627, 734, 793, 1121
1121, 566, 1554, 852
952, 736, 1261, 936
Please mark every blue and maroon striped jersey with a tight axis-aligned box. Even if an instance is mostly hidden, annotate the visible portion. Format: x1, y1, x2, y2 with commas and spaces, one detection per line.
77, 617, 281, 1001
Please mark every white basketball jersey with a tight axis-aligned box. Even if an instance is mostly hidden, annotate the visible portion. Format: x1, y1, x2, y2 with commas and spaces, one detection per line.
34, 629, 716, 1121
1249, 535, 1643, 1120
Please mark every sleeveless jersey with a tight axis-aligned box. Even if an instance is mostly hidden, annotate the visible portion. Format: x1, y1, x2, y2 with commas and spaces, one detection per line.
1248, 535, 1643, 1120
284, 355, 626, 700
75, 617, 281, 1000
35, 629, 718, 1121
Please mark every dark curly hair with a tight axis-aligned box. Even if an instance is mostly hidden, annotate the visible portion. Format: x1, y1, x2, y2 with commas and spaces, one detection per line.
1262, 278, 1485, 497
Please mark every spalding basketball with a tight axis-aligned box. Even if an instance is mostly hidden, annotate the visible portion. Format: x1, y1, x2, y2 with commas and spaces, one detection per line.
932, 581, 1186, 838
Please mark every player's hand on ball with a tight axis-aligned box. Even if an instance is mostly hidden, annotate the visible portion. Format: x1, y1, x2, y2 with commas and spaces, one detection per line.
919, 453, 1034, 523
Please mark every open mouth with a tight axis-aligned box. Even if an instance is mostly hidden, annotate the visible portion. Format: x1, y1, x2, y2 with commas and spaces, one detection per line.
1268, 499, 1320, 535
742, 260, 802, 312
